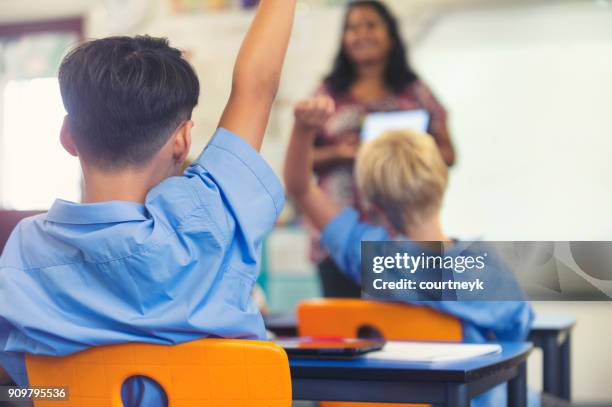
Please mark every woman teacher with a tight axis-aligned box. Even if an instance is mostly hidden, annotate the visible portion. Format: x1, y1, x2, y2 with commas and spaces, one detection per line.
296, 0, 456, 297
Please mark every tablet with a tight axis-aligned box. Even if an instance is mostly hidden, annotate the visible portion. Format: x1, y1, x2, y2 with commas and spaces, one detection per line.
361, 109, 431, 142
275, 337, 385, 359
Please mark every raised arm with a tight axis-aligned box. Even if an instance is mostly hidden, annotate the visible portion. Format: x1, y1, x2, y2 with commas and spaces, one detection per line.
284, 96, 342, 231
218, 0, 296, 151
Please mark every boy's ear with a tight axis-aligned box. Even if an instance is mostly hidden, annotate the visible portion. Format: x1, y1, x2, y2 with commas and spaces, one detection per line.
60, 116, 79, 157
172, 120, 193, 165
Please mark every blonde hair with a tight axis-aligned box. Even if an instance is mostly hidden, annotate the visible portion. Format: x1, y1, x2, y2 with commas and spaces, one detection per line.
355, 129, 448, 233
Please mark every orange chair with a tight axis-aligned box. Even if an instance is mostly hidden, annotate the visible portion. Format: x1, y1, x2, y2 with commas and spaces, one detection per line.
26, 339, 292, 407
297, 299, 463, 407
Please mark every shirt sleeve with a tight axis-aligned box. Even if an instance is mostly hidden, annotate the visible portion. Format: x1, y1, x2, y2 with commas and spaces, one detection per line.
320, 208, 388, 284
186, 128, 285, 254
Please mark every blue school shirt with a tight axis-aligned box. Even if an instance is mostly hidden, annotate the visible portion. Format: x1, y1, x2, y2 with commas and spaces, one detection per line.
0, 128, 284, 406
320, 208, 538, 407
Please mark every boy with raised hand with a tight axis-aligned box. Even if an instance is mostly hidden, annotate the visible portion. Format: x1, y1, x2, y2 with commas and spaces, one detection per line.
284, 96, 536, 407
0, 0, 296, 404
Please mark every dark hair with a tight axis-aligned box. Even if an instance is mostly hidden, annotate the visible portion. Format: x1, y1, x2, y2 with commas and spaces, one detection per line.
325, 0, 418, 95
59, 35, 199, 169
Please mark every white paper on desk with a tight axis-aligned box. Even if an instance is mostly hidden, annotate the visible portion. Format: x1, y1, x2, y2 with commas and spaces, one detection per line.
365, 342, 502, 363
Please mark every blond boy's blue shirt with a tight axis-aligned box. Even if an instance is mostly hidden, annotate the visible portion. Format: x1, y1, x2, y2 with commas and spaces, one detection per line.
320, 208, 538, 407
0, 128, 284, 400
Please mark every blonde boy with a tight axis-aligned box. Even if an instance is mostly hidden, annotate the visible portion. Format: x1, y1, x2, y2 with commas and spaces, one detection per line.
284, 96, 535, 407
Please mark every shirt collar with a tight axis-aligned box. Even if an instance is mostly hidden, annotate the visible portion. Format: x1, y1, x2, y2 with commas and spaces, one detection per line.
46, 199, 148, 225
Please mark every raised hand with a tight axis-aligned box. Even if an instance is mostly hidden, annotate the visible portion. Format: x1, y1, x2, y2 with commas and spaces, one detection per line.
294, 96, 335, 132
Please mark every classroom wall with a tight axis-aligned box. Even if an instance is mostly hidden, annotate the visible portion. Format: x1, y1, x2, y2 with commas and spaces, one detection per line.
414, 1, 612, 242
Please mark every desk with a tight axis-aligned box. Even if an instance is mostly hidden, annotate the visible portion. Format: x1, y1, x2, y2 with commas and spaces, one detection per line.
528, 315, 576, 401
266, 312, 576, 401
289, 342, 532, 407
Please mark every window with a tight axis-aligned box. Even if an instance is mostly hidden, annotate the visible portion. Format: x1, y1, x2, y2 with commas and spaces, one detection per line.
0, 20, 82, 210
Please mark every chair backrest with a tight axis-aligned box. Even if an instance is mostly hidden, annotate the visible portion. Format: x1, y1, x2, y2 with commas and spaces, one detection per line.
297, 299, 462, 342
26, 339, 292, 407
0, 210, 44, 254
